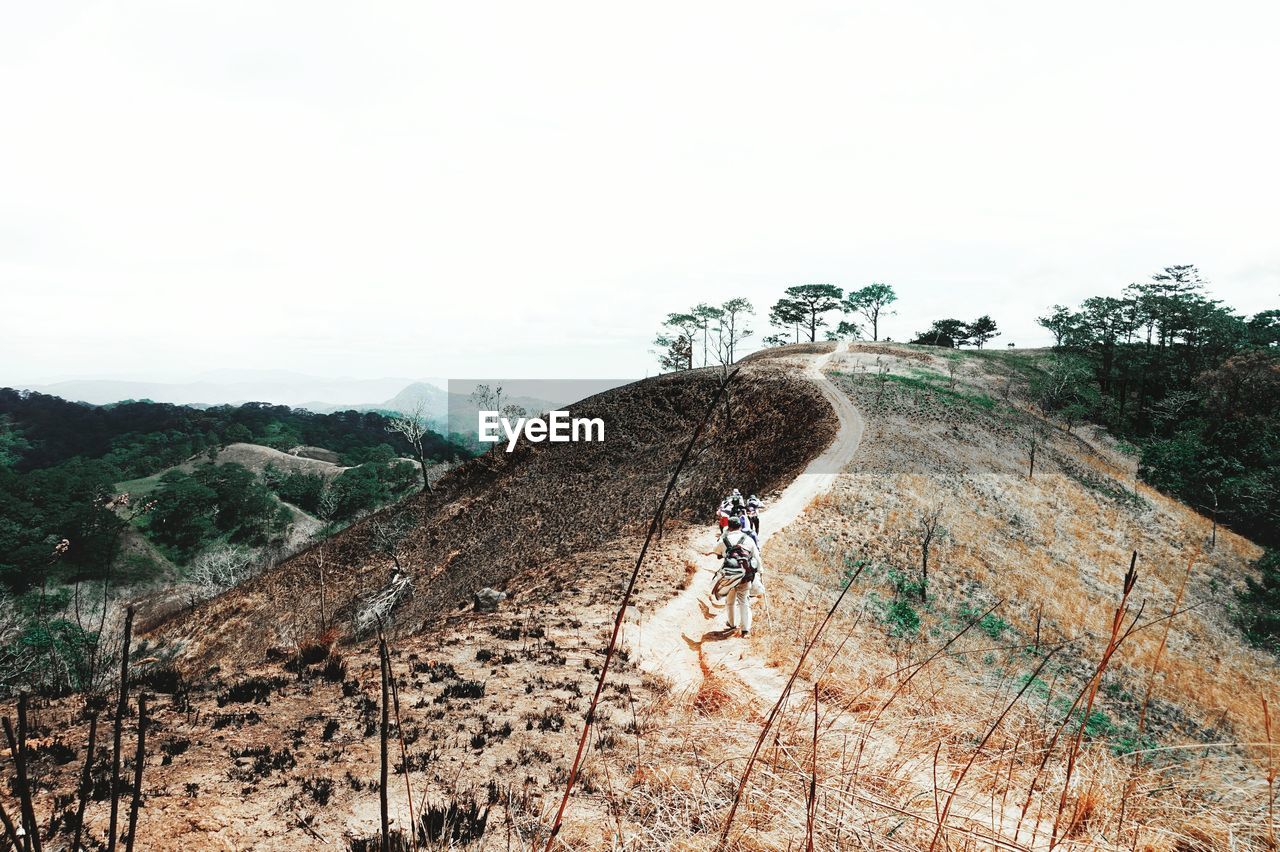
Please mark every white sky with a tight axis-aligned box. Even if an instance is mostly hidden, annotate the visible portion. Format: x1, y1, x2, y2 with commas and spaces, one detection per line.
3, 1, 1278, 383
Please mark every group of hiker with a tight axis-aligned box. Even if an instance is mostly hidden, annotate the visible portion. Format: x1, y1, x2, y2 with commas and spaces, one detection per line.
716, 488, 762, 534
705, 489, 766, 637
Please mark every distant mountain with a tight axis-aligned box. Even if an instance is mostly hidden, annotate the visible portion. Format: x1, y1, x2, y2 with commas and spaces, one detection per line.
8, 372, 630, 444
12, 374, 447, 410
383, 379, 630, 442
373, 382, 562, 438
380, 381, 451, 416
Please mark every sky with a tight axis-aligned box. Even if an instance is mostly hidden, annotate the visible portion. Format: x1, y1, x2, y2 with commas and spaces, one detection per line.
2, 1, 1278, 385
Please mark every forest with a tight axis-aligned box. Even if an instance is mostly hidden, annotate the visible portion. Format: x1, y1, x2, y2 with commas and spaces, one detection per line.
1033, 266, 1278, 548
1034, 266, 1280, 645
0, 390, 464, 692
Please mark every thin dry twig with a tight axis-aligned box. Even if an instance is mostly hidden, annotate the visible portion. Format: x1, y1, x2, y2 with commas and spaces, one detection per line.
72, 711, 99, 852
717, 560, 867, 851
124, 692, 147, 852
108, 606, 134, 852
383, 635, 418, 852
543, 367, 740, 851
379, 634, 391, 851
1265, 697, 1276, 852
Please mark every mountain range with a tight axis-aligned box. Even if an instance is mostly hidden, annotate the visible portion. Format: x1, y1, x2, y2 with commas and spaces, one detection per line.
9, 370, 629, 439
11, 371, 438, 410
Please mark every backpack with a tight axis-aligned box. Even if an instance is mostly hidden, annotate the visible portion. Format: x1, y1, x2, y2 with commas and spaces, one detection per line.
722, 532, 758, 583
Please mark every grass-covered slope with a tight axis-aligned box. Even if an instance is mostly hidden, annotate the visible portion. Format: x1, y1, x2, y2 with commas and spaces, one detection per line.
743, 343, 1277, 849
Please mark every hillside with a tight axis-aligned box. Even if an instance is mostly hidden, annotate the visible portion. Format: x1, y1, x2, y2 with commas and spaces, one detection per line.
115, 442, 346, 497
11, 344, 1278, 851
0, 352, 830, 849
652, 343, 1277, 850
117, 440, 435, 579
151, 360, 835, 666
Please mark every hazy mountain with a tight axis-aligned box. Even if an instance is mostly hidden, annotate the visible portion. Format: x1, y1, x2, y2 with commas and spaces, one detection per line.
7, 372, 629, 444
376, 382, 569, 437
11, 372, 446, 410
380, 381, 451, 416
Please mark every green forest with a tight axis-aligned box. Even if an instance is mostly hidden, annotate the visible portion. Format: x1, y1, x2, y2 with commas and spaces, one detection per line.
1033, 266, 1279, 645
0, 390, 464, 692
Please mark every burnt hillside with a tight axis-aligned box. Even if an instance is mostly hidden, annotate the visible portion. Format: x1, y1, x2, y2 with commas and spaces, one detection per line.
153, 361, 836, 668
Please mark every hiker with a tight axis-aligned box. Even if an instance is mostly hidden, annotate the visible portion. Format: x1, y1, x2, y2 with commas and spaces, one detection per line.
716, 489, 742, 534
705, 516, 760, 637
745, 494, 763, 534
717, 489, 744, 521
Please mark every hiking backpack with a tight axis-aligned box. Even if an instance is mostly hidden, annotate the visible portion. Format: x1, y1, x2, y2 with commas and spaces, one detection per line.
722, 533, 758, 583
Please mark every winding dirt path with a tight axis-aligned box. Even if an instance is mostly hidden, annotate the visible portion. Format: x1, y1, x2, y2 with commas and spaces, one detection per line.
634, 347, 865, 694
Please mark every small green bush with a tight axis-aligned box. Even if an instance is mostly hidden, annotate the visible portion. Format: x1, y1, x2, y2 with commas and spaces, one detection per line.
885, 599, 920, 637
1239, 549, 1280, 650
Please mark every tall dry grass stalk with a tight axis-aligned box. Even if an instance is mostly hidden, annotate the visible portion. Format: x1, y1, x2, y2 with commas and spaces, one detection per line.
805, 683, 818, 852
1048, 552, 1140, 848
1118, 553, 1194, 839
717, 560, 867, 850
1265, 698, 1276, 851
929, 646, 1060, 851
545, 368, 738, 851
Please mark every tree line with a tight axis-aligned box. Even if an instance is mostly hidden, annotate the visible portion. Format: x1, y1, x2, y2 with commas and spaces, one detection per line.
653, 283, 1012, 371
0, 390, 467, 693
652, 283, 901, 371
1031, 265, 1278, 645
0, 389, 462, 477
0, 390, 466, 589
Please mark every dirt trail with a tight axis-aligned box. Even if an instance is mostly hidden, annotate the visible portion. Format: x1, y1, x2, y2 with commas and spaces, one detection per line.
634, 347, 866, 694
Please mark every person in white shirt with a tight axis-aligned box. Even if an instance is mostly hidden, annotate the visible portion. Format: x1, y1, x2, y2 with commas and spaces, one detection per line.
745, 494, 763, 534
707, 516, 760, 636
